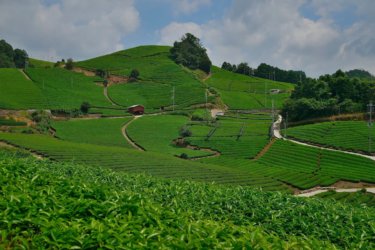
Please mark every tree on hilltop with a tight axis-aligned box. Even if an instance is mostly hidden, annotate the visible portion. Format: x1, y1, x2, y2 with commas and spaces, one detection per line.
0, 39, 28, 68
170, 33, 212, 74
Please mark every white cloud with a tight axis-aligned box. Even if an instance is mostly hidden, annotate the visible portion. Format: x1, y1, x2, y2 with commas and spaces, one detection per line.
159, 22, 203, 45
169, 0, 211, 14
159, 0, 375, 77
0, 0, 139, 61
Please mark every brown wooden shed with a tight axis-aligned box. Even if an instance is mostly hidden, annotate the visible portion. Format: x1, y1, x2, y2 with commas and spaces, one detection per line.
128, 104, 144, 115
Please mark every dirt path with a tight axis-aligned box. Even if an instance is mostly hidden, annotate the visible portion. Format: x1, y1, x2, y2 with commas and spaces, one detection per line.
0, 141, 43, 160
121, 116, 144, 151
296, 187, 375, 197
273, 115, 375, 161
19, 69, 31, 80
103, 86, 119, 106
254, 138, 276, 160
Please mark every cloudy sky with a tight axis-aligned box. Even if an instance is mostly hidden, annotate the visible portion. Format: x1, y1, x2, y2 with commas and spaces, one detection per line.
1, 0, 374, 77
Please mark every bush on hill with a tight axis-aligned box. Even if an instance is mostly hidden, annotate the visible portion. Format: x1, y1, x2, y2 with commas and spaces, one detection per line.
129, 68, 140, 81
170, 33, 212, 73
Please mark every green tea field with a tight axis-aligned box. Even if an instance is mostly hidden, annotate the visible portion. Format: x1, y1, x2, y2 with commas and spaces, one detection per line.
286, 120, 375, 153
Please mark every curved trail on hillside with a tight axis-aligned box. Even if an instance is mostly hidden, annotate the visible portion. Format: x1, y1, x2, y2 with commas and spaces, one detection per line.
121, 116, 145, 151
273, 115, 375, 161
104, 86, 120, 106
272, 115, 375, 196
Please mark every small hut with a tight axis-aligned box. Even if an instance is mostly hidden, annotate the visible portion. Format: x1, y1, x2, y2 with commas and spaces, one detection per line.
128, 104, 144, 115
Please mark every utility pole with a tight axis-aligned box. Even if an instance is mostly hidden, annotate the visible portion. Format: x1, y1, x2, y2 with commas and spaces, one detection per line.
172, 86, 175, 111
368, 101, 374, 153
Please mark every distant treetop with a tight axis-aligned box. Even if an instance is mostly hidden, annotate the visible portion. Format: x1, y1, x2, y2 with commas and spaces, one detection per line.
170, 33, 212, 74
346, 69, 373, 79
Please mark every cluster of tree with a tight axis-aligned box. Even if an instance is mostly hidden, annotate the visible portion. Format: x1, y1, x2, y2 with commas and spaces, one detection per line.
282, 70, 375, 121
221, 62, 253, 75
170, 33, 212, 74
0, 39, 28, 68
221, 61, 307, 84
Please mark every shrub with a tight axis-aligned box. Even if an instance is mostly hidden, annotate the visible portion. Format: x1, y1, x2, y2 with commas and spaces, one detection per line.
179, 126, 192, 137
180, 153, 189, 159
130, 69, 140, 80
65, 58, 74, 70
80, 102, 91, 114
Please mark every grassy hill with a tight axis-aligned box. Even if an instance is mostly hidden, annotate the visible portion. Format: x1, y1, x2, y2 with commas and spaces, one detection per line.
76, 46, 292, 111
0, 149, 374, 249
206, 66, 294, 110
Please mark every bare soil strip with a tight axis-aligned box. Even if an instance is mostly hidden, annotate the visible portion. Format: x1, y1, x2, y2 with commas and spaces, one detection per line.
121, 116, 145, 151
253, 138, 276, 160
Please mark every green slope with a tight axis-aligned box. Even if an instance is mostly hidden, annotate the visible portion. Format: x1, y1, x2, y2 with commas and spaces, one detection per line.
25, 68, 111, 110
0, 68, 46, 109
77, 45, 208, 111
1, 149, 374, 249
52, 117, 133, 148
206, 66, 294, 109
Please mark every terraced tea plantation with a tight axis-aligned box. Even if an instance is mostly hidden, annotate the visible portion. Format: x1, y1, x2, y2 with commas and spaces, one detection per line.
286, 120, 375, 153
0, 68, 46, 109
25, 68, 111, 109
126, 115, 213, 158
52, 117, 133, 148
187, 114, 271, 158
0, 132, 288, 191
1, 149, 374, 249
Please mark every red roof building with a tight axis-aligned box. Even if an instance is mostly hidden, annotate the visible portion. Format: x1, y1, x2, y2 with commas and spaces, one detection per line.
127, 104, 144, 115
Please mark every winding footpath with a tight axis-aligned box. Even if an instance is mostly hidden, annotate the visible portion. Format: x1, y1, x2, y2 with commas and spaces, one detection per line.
272, 115, 375, 196
121, 116, 145, 151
